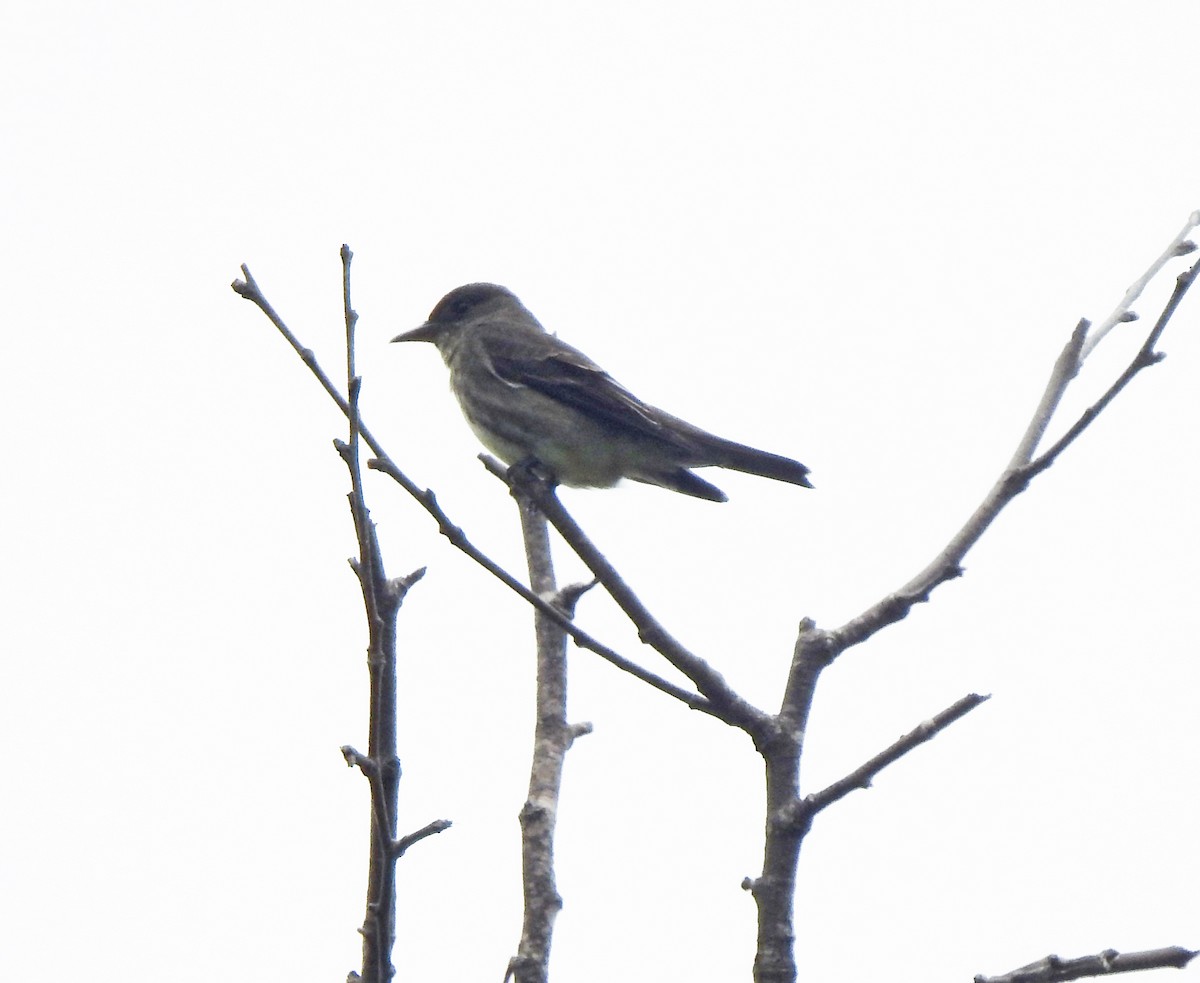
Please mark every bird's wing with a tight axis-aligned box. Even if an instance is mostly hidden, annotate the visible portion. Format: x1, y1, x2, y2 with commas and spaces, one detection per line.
485, 332, 704, 453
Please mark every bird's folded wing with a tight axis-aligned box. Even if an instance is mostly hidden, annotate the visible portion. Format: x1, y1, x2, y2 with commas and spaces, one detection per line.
487, 339, 704, 453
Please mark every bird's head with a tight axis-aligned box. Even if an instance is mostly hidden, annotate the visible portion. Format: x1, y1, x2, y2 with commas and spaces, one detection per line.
392, 283, 534, 356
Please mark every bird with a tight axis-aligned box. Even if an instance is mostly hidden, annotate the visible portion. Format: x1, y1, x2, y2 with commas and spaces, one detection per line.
391, 283, 812, 503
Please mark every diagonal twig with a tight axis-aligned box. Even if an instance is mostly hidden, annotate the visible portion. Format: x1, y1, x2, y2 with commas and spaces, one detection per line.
1028, 256, 1198, 473
830, 249, 1199, 657
787, 692, 989, 829
1080, 210, 1199, 358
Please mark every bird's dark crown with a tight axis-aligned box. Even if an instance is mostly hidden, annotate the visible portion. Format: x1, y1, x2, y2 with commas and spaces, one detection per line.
428, 282, 516, 324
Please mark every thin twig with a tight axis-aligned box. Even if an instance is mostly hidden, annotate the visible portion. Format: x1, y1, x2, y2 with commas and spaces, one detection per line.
1008, 321, 1088, 469
1030, 257, 1199, 472
831, 250, 1199, 656
792, 692, 989, 826
1080, 210, 1199, 358
233, 265, 393, 461
334, 247, 405, 983
394, 819, 453, 858
976, 946, 1198, 983
369, 455, 719, 715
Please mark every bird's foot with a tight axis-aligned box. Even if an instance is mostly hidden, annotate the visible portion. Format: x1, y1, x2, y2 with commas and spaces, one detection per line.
508, 456, 559, 492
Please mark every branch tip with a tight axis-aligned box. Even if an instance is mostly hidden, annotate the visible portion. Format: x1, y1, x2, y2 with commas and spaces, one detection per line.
341, 745, 370, 771
394, 818, 453, 857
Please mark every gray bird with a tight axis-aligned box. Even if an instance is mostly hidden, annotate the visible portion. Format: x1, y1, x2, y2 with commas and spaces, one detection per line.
392, 283, 812, 502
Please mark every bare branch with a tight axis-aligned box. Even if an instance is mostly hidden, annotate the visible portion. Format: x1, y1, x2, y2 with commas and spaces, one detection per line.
344, 746, 450, 858
508, 495, 570, 983
795, 692, 989, 824
1029, 256, 1198, 472
341, 247, 384, 625
778, 618, 835, 726
755, 218, 1200, 983
831, 245, 1199, 656
233, 265, 391, 458
976, 946, 1198, 983
1081, 209, 1200, 358
326, 247, 409, 983
371, 456, 719, 716
487, 457, 772, 735
1008, 320, 1088, 469
394, 819, 453, 858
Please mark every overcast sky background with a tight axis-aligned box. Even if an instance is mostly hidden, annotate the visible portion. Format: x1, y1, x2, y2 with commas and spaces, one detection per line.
3, 3, 1198, 981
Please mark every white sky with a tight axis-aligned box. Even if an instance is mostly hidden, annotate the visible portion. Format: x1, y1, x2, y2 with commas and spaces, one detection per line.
2, 3, 1197, 981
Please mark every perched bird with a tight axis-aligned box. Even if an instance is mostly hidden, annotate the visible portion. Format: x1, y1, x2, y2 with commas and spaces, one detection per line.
392, 283, 812, 503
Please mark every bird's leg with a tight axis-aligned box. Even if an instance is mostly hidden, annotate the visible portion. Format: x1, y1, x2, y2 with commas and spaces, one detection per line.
508, 456, 559, 492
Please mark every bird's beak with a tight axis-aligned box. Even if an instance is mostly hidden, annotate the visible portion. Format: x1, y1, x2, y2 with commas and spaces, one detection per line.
390, 322, 440, 344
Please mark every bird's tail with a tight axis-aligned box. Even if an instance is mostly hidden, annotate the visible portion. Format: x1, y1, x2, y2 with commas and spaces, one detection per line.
631, 468, 731, 502
702, 434, 814, 489
631, 432, 812, 502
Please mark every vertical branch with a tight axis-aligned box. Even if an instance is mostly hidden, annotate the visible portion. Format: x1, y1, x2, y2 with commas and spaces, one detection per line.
751, 739, 804, 983
506, 495, 588, 983
748, 620, 833, 983
338, 245, 401, 983
232, 257, 447, 983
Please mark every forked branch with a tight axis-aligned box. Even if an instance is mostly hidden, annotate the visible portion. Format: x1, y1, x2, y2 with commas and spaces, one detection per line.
830, 229, 1199, 659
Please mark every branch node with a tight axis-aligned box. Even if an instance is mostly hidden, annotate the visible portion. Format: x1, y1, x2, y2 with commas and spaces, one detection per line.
795, 622, 836, 668
1001, 466, 1035, 495
777, 796, 814, 834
